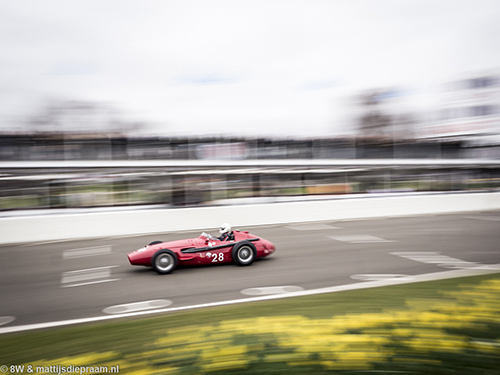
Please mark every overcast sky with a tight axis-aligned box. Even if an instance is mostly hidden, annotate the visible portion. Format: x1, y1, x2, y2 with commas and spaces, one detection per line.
1, 0, 500, 137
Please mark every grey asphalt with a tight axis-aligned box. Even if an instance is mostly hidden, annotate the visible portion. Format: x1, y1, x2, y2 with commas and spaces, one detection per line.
1, 210, 499, 330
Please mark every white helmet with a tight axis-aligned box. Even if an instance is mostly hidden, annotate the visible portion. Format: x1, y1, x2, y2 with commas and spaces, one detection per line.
219, 223, 231, 235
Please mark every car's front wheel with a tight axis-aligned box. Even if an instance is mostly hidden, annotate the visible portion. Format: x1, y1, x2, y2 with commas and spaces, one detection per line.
152, 249, 178, 274
232, 242, 256, 266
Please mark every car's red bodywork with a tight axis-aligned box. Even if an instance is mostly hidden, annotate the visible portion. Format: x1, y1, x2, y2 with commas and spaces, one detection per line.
127, 230, 275, 274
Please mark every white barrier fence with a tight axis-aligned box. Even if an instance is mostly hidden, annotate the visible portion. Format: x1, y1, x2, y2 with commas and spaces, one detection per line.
1, 192, 500, 245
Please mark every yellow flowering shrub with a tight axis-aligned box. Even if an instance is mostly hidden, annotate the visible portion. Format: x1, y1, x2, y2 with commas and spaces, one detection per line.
10, 278, 500, 374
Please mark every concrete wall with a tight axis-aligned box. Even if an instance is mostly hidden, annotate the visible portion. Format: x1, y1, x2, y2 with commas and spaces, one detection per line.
1, 192, 500, 244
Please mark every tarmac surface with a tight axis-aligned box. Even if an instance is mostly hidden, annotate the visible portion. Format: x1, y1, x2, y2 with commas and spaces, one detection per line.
1, 210, 499, 333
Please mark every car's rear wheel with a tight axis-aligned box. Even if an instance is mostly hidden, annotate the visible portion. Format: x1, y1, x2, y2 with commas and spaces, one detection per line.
232, 242, 256, 266
152, 250, 177, 274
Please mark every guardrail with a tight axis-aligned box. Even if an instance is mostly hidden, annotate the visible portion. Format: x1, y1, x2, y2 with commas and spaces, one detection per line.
1, 191, 499, 245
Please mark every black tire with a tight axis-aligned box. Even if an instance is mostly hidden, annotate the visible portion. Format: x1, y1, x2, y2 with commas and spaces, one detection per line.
152, 249, 178, 274
148, 241, 163, 246
232, 241, 256, 266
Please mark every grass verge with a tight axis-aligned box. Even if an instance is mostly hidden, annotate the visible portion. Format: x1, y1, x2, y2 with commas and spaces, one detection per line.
1, 273, 499, 374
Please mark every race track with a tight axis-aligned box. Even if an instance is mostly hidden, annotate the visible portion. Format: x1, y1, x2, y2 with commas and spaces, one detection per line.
1, 210, 500, 333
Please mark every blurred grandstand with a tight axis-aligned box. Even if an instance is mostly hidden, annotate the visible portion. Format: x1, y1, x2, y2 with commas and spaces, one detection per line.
1, 72, 500, 211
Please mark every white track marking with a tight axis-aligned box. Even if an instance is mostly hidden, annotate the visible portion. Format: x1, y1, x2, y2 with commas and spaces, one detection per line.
329, 235, 395, 243
351, 274, 414, 281
1, 265, 499, 334
0, 316, 15, 326
103, 300, 172, 314
63, 246, 113, 259
392, 252, 480, 269
286, 224, 340, 231
62, 279, 120, 288
2, 265, 499, 334
61, 266, 119, 287
466, 216, 500, 222
19, 239, 74, 247
241, 286, 304, 296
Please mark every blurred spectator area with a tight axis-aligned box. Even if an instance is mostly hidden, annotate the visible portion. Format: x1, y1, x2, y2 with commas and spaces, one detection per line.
1, 159, 499, 211
2, 72, 500, 212
0, 133, 490, 161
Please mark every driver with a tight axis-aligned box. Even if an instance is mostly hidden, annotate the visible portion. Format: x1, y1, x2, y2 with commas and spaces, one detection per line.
218, 222, 234, 241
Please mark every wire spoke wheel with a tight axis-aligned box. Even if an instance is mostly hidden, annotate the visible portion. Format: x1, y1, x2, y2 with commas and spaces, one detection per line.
152, 250, 177, 274
232, 242, 256, 266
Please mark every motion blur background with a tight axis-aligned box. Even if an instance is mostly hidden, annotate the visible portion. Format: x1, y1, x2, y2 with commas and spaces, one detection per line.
1, 0, 500, 211
2, 3, 500, 373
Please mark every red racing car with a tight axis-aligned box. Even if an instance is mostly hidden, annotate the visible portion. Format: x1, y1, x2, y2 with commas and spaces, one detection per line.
127, 229, 276, 274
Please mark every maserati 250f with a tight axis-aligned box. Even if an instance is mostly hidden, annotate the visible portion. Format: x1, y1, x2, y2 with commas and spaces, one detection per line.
127, 230, 275, 274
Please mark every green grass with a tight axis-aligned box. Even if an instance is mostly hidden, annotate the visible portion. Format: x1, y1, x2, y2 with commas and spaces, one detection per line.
1, 273, 499, 374
0, 196, 40, 210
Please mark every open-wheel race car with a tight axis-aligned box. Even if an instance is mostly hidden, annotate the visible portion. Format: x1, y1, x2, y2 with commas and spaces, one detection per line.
127, 225, 276, 274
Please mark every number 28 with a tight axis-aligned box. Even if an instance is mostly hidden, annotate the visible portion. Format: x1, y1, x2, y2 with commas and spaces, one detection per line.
211, 252, 224, 262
